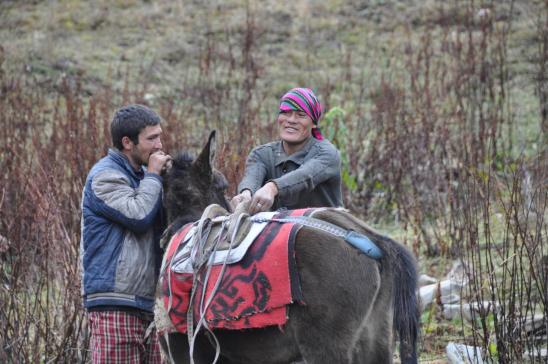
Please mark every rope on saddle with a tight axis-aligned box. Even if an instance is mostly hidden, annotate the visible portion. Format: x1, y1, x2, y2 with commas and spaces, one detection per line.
251, 215, 383, 259
185, 210, 250, 364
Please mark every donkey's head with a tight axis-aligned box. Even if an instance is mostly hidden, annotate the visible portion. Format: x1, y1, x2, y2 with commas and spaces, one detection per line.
163, 131, 230, 226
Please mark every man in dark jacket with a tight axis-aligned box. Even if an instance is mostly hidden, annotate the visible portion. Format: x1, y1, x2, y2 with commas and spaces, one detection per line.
231, 88, 343, 214
80, 104, 171, 363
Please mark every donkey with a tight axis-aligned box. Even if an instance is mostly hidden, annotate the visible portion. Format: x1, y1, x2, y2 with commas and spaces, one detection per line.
156, 131, 419, 364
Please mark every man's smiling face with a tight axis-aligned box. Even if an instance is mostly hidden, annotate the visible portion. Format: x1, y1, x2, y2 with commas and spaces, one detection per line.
277, 110, 315, 148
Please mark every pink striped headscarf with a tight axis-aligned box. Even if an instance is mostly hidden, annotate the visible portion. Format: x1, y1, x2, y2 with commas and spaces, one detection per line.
279, 87, 323, 140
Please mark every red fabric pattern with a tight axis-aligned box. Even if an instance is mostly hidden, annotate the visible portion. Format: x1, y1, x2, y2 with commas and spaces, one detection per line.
162, 209, 310, 333
88, 311, 161, 364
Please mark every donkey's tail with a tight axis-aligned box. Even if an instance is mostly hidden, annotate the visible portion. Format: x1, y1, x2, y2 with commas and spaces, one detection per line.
390, 241, 419, 364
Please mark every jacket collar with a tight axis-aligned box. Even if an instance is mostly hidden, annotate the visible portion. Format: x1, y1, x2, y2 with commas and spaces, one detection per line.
274, 137, 317, 167
108, 148, 145, 179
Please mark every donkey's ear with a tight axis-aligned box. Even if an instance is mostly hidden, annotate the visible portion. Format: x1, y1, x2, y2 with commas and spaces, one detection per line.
192, 130, 216, 176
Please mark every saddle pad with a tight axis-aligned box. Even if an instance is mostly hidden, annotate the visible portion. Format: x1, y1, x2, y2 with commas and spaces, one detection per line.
171, 211, 277, 273
161, 209, 314, 333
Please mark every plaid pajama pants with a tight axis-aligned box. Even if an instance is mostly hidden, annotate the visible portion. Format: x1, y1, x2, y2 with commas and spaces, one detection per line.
88, 310, 162, 364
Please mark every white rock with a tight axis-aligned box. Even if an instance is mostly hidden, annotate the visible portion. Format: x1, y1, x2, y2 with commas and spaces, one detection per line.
523, 348, 547, 360
442, 301, 499, 322
418, 274, 437, 287
419, 279, 465, 310
446, 261, 468, 286
443, 303, 475, 321
524, 314, 545, 334
440, 279, 465, 296
441, 294, 461, 305
468, 301, 498, 320
443, 304, 462, 320
446, 342, 484, 364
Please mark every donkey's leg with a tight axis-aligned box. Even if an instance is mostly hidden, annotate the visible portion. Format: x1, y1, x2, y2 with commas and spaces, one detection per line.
290, 229, 382, 364
351, 307, 394, 364
160, 332, 217, 364
158, 333, 185, 364
159, 333, 191, 364
212, 327, 302, 364
350, 258, 397, 364
367, 299, 395, 363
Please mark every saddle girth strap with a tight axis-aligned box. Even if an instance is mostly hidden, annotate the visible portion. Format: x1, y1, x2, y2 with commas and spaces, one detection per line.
251, 215, 383, 259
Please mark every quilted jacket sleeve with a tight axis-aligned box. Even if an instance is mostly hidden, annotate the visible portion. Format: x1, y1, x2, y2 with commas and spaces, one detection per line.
87, 169, 163, 234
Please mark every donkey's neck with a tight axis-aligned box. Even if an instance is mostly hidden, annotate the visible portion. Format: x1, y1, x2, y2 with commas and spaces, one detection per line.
173, 211, 202, 229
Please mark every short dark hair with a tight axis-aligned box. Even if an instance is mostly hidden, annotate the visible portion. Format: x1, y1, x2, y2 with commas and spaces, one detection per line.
111, 104, 162, 150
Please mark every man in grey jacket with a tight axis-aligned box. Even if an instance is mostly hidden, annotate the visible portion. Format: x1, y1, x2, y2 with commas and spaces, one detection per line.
231, 88, 343, 214
80, 104, 171, 363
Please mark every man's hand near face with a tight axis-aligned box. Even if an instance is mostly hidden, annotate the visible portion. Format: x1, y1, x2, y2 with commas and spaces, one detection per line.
148, 151, 172, 175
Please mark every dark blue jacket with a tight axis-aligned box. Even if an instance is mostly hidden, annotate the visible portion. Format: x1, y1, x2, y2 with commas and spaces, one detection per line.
80, 149, 164, 312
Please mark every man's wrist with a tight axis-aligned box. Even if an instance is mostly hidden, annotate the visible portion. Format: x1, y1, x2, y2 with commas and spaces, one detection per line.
145, 172, 163, 181
266, 181, 278, 196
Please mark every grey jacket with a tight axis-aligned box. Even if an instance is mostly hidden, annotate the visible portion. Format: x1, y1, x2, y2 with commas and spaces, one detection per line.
238, 137, 343, 209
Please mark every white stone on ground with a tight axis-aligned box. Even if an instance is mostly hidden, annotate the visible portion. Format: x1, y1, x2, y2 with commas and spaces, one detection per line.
419, 279, 465, 310
418, 274, 437, 287
446, 342, 484, 364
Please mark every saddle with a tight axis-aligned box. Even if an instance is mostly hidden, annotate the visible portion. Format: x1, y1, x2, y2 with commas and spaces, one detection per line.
170, 203, 276, 274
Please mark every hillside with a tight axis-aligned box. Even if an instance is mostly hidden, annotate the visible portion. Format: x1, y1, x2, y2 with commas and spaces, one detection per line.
0, 1, 544, 127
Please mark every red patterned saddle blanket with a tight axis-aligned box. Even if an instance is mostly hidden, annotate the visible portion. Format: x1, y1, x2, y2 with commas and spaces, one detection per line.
160, 208, 314, 333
